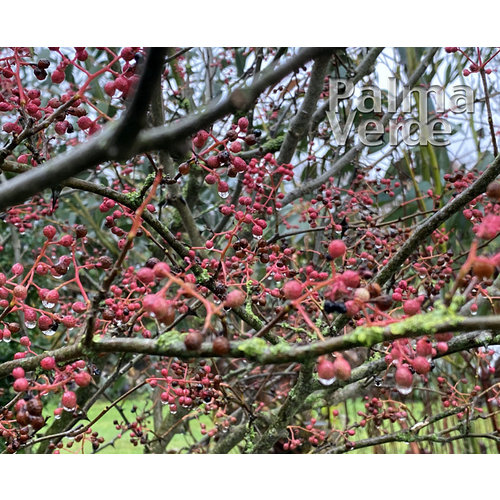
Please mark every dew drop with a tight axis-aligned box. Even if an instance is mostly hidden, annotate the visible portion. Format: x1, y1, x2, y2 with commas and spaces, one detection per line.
42, 300, 55, 309
25, 321, 36, 329
471, 309, 478, 316
253, 234, 262, 241
44, 329, 57, 337
3, 336, 11, 343
218, 191, 229, 199
319, 376, 336, 386
418, 274, 426, 280
396, 384, 413, 395
63, 405, 76, 412
52, 274, 64, 280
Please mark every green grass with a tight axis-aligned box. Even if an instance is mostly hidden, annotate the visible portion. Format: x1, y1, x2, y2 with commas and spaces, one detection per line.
43, 398, 211, 454
40, 395, 497, 454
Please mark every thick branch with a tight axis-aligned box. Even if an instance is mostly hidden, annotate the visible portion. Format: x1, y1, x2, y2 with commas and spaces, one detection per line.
375, 152, 500, 287
0, 48, 167, 211
2, 311, 499, 379
0, 48, 330, 212
134, 48, 334, 153
277, 53, 333, 165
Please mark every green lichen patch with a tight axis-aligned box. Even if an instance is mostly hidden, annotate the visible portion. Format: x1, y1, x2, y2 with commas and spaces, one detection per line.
347, 325, 384, 347
157, 329, 186, 349
237, 337, 269, 357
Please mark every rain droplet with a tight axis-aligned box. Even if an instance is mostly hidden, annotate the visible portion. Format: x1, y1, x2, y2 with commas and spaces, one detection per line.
63, 405, 76, 412
319, 377, 336, 386
418, 274, 426, 280
44, 329, 57, 337
396, 384, 412, 395
471, 309, 478, 316
3, 336, 11, 343
253, 234, 262, 240
52, 274, 64, 280
218, 191, 229, 199
42, 300, 55, 309
25, 321, 36, 329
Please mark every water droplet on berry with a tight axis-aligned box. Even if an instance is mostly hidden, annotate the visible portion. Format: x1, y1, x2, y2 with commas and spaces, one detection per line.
471, 309, 478, 316
25, 321, 36, 329
44, 328, 57, 337
42, 300, 55, 309
318, 376, 336, 386
253, 234, 262, 241
396, 384, 412, 395
3, 336, 11, 343
218, 190, 229, 199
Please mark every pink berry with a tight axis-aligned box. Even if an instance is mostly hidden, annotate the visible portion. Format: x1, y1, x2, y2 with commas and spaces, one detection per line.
104, 81, 116, 97
77, 116, 92, 130
224, 290, 246, 309
62, 391, 77, 410
403, 298, 421, 316
412, 356, 430, 374
12, 367, 25, 379
38, 315, 52, 331
40, 357, 56, 370
328, 240, 346, 259
238, 117, 249, 131
43, 225, 57, 239
13, 377, 29, 392
13, 285, 27, 300
340, 271, 360, 288
137, 267, 155, 284
51, 70, 65, 84
74, 371, 91, 387
416, 337, 433, 357
317, 359, 335, 380
282, 280, 303, 300
395, 365, 413, 389
332, 356, 351, 380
